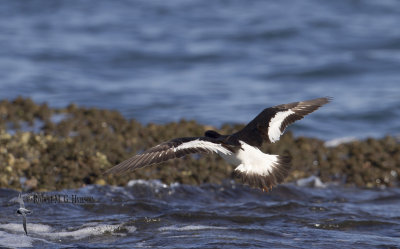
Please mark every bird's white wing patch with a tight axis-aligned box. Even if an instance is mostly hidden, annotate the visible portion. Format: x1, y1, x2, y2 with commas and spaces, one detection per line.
173, 139, 231, 155
18, 194, 25, 208
268, 110, 294, 143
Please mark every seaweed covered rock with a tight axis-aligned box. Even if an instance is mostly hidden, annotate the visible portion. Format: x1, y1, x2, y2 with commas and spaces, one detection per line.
0, 97, 399, 191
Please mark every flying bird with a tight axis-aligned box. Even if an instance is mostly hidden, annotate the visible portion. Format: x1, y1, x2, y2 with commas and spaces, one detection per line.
16, 193, 32, 235
105, 97, 331, 191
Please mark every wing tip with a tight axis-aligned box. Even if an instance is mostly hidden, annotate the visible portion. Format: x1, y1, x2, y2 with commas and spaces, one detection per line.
318, 96, 333, 105
103, 167, 117, 176
302, 96, 332, 106
286, 96, 331, 118
103, 163, 137, 176
103, 160, 136, 176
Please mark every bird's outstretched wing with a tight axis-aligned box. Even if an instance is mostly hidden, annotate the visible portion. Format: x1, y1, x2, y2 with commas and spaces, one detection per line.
234, 97, 331, 147
17, 193, 25, 209
105, 137, 233, 175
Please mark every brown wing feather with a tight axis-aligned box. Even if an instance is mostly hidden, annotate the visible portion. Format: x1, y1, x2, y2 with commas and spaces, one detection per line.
104, 137, 227, 175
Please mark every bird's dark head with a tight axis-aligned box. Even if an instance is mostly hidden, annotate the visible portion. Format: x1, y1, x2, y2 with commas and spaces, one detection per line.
205, 130, 221, 138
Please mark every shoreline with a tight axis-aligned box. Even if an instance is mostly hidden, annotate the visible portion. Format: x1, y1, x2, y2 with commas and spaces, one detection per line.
1, 97, 399, 191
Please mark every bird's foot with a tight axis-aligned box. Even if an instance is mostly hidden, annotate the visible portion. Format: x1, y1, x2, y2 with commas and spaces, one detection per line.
262, 186, 273, 192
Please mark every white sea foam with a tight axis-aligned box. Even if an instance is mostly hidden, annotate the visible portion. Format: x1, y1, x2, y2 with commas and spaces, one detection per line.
127, 179, 181, 192
0, 223, 52, 234
324, 136, 357, 147
0, 230, 33, 248
127, 179, 168, 188
44, 224, 135, 240
0, 222, 136, 240
296, 176, 327, 188
158, 225, 228, 232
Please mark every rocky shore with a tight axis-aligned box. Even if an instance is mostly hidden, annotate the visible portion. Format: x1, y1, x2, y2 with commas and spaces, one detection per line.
1, 97, 399, 191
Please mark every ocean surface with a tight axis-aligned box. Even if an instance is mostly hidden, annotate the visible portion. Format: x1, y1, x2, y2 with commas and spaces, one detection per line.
1, 1, 400, 248
0, 0, 400, 140
1, 179, 400, 249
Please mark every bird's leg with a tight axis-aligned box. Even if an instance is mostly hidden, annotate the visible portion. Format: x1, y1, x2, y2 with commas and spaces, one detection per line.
262, 185, 274, 192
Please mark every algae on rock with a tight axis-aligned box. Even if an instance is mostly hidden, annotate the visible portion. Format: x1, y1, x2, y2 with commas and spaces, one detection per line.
0, 97, 399, 191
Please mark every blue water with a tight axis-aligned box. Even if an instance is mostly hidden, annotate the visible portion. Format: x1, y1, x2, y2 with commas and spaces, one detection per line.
1, 1, 400, 248
1, 0, 400, 140
2, 180, 400, 249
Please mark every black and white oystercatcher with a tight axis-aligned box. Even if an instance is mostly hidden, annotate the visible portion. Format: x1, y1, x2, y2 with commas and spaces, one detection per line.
105, 97, 330, 191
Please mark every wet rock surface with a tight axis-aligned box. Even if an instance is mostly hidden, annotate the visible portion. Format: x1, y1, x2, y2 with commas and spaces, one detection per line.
1, 97, 399, 191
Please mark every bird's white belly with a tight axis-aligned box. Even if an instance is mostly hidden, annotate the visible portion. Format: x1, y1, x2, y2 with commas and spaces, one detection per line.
219, 141, 279, 176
